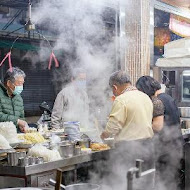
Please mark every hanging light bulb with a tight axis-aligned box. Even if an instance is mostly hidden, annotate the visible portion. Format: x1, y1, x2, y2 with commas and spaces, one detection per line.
25, 0, 35, 31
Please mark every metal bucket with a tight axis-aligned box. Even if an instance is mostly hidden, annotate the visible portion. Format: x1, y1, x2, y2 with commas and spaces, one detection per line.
7, 151, 26, 166
59, 143, 75, 158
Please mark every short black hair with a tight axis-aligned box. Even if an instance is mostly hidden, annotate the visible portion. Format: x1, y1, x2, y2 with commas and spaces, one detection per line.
4, 67, 25, 83
109, 70, 131, 87
136, 76, 161, 97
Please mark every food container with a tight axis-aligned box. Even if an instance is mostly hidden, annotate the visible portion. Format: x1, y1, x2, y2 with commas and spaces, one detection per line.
36, 157, 44, 164
77, 139, 91, 148
59, 143, 75, 158
28, 156, 36, 165
7, 152, 19, 166
18, 157, 29, 167
179, 107, 190, 118
7, 151, 26, 166
74, 146, 81, 155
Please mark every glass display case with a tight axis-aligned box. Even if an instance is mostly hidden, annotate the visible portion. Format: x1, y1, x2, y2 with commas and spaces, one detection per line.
182, 70, 190, 102
153, 67, 190, 107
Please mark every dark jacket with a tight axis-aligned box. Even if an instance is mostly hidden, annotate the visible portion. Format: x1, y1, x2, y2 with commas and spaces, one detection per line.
0, 82, 24, 128
158, 93, 182, 143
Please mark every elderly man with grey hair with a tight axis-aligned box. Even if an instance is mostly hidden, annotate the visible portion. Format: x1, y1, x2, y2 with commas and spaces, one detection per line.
101, 70, 154, 141
0, 67, 28, 133
99, 71, 155, 189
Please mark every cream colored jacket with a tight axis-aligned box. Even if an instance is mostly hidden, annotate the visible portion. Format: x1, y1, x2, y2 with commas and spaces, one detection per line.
105, 89, 154, 142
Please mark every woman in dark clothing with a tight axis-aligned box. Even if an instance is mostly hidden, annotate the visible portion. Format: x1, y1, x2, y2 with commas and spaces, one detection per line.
136, 76, 183, 190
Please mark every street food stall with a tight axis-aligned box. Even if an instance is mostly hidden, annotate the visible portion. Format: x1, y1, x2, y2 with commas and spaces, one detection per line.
0, 121, 111, 188
0, 150, 110, 188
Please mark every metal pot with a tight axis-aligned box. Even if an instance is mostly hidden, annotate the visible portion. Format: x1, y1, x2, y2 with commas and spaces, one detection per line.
179, 107, 190, 118
77, 139, 91, 148
65, 183, 100, 190
58, 143, 75, 158
7, 151, 26, 166
49, 179, 100, 190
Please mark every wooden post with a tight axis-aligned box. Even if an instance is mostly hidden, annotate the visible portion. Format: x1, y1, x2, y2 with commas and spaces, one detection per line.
55, 168, 63, 190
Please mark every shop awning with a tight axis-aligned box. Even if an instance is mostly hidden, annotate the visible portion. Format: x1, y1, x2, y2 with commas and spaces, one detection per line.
0, 39, 40, 51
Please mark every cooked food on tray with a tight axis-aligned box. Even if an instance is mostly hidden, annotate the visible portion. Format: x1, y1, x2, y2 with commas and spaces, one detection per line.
18, 133, 46, 144
90, 143, 110, 151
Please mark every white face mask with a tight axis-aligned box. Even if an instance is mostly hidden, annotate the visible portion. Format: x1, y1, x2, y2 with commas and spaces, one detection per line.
75, 80, 86, 90
12, 83, 23, 95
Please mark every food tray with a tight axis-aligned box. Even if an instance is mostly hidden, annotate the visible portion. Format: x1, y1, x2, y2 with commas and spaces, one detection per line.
0, 148, 15, 154
10, 140, 24, 148
16, 143, 35, 149
16, 141, 50, 149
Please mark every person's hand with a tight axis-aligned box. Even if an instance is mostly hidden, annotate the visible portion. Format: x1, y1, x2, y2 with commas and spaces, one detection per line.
17, 119, 29, 133
100, 131, 110, 140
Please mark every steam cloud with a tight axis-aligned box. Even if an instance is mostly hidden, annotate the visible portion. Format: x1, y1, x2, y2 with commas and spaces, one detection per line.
31, 1, 183, 190
32, 0, 117, 138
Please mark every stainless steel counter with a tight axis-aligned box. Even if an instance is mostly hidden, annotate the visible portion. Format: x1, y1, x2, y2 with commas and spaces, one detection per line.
0, 150, 111, 188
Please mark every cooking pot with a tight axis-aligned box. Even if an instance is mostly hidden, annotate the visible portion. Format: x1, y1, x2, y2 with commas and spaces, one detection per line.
77, 139, 91, 148
179, 107, 190, 118
58, 143, 75, 158
49, 179, 100, 190
63, 183, 100, 190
